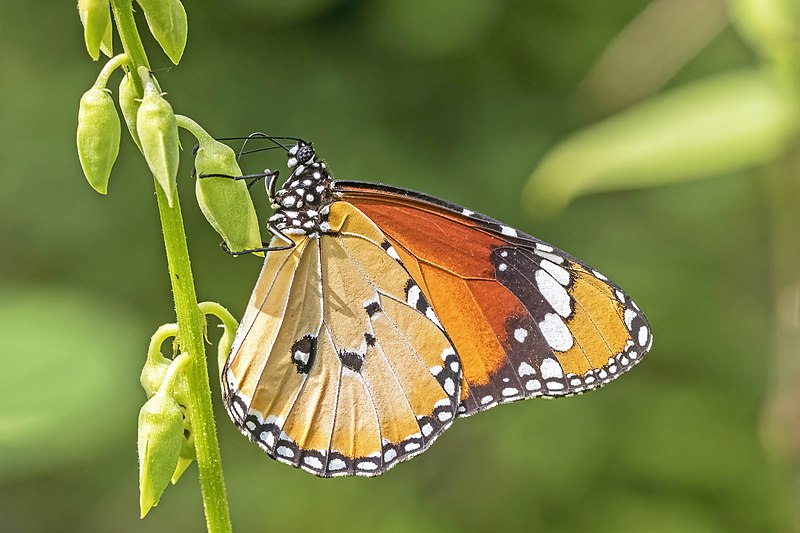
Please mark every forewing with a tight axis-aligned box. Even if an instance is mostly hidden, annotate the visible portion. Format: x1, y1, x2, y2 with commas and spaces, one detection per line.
337, 181, 652, 417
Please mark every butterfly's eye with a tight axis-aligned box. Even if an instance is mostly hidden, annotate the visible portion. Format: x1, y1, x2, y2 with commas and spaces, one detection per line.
296, 143, 315, 163
288, 142, 315, 168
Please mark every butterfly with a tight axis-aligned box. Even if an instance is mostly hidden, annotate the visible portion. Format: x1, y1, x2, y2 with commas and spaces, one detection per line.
219, 136, 652, 478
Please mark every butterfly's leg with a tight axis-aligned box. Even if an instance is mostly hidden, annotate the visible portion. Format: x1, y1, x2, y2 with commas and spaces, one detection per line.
219, 224, 295, 256
198, 169, 279, 191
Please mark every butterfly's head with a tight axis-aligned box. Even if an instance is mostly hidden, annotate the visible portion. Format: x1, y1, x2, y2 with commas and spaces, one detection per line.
287, 141, 315, 168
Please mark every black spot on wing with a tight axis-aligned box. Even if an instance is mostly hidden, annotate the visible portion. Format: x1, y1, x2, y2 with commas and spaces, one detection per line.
339, 350, 364, 372
364, 301, 381, 317
291, 335, 317, 374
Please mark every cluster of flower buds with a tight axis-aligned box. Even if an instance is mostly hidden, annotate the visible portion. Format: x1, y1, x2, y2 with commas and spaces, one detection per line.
137, 327, 194, 518
77, 56, 262, 250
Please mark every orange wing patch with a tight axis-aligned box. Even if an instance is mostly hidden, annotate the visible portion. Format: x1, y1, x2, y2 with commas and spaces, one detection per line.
342, 188, 652, 415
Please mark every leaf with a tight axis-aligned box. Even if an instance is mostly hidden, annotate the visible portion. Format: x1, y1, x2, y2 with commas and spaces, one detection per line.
525, 69, 800, 215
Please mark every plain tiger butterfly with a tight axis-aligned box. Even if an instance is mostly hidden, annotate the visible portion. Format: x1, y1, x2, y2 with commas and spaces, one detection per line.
218, 136, 652, 478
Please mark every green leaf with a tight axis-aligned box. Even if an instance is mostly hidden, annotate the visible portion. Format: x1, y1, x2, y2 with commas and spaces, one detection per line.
135, 0, 188, 65
525, 69, 800, 215
77, 85, 121, 194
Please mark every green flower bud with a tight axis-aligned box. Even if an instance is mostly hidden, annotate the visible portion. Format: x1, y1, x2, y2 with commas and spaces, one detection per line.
195, 140, 262, 252
140, 354, 171, 400
77, 85, 120, 195
135, 0, 188, 65
138, 389, 184, 518
171, 414, 195, 484
119, 72, 142, 150
136, 72, 179, 206
99, 12, 113, 58
141, 323, 180, 399
78, 0, 113, 60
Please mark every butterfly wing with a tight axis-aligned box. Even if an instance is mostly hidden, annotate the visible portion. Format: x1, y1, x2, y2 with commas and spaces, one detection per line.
336, 181, 652, 417
222, 201, 461, 477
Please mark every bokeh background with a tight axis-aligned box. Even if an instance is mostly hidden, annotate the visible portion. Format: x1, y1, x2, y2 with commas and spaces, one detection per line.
2, 0, 799, 531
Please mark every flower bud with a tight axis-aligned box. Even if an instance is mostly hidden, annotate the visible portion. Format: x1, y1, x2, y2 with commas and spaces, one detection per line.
137, 75, 179, 206
138, 390, 184, 517
77, 86, 120, 195
171, 415, 196, 484
119, 72, 142, 150
195, 140, 262, 252
135, 0, 188, 65
140, 355, 171, 400
78, 0, 113, 60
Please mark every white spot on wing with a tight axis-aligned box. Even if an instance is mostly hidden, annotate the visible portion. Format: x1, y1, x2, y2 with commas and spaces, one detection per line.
426, 307, 442, 328
538, 313, 573, 351
535, 269, 571, 317
535, 249, 565, 264
525, 379, 541, 391
407, 285, 421, 307
638, 326, 649, 346
514, 328, 528, 343
304, 456, 323, 469
624, 309, 636, 329
277, 446, 294, 458
540, 259, 570, 285
518, 361, 535, 377
501, 226, 518, 237
540, 358, 564, 379
328, 458, 346, 471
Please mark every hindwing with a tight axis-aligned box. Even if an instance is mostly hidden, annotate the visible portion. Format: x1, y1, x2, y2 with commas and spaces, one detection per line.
222, 202, 461, 477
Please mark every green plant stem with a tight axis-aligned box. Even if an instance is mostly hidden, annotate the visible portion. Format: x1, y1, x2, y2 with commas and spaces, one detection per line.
109, 1, 232, 531
146, 323, 178, 366
94, 53, 129, 88
176, 115, 213, 143
153, 185, 232, 533
199, 301, 239, 372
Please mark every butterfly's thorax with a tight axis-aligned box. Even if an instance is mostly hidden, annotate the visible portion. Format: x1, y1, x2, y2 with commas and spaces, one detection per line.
268, 148, 335, 236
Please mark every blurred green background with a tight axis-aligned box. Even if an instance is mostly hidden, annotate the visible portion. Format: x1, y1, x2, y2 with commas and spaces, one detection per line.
2, 0, 799, 531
